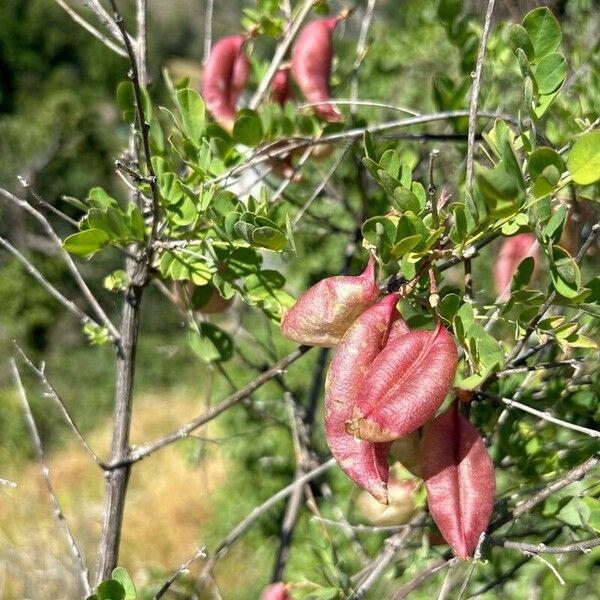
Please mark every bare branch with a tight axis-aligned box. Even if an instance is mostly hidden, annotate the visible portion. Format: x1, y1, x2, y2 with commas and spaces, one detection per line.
465, 0, 496, 194
53, 0, 127, 56
202, 0, 214, 64
80, 0, 126, 44
106, 0, 160, 246
248, 0, 317, 110
486, 392, 600, 439
490, 536, 600, 555
125, 346, 310, 465
349, 0, 377, 118
154, 547, 207, 599
0, 186, 120, 343
197, 458, 336, 590
10, 358, 91, 596
15, 344, 108, 469
0, 235, 97, 328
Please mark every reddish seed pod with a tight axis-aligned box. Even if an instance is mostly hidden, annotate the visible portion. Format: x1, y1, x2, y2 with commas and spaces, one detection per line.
421, 401, 495, 559
346, 323, 458, 442
260, 582, 290, 600
324, 294, 405, 503
201, 35, 250, 131
280, 256, 379, 347
291, 17, 342, 122
493, 232, 539, 300
270, 67, 292, 106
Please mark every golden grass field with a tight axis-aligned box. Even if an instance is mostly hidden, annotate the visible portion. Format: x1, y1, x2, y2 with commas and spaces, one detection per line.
0, 391, 256, 599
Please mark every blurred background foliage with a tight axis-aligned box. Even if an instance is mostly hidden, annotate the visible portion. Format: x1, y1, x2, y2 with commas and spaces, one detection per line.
0, 0, 599, 598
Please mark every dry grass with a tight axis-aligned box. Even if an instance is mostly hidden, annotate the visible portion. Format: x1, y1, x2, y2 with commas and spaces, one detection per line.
0, 391, 229, 599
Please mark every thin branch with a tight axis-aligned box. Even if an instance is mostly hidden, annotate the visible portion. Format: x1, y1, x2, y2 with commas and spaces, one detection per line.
81, 0, 126, 44
154, 547, 207, 599
10, 358, 91, 596
349, 513, 428, 599
0, 187, 121, 343
465, 0, 496, 194
202, 0, 214, 64
0, 235, 96, 328
350, 0, 377, 118
197, 458, 337, 589
53, 0, 127, 56
292, 145, 351, 228
135, 0, 147, 86
15, 344, 108, 469
300, 98, 420, 117
248, 0, 316, 110
107, 0, 160, 246
272, 348, 330, 581
203, 110, 514, 192
487, 394, 600, 439
470, 528, 563, 597
489, 536, 600, 555
124, 347, 310, 465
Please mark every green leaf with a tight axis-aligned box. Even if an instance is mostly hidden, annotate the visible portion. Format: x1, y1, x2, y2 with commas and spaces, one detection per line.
104, 270, 129, 292
252, 226, 287, 252
567, 130, 600, 185
549, 245, 581, 299
391, 186, 420, 213
83, 323, 109, 346
63, 229, 111, 256
233, 108, 263, 146
511, 256, 535, 290
522, 7, 562, 62
363, 130, 376, 160
111, 568, 137, 600
535, 52, 567, 95
88, 187, 119, 209
542, 204, 568, 243
188, 323, 233, 363
97, 579, 126, 600
509, 24, 534, 60
528, 147, 564, 181
557, 496, 590, 527
176, 88, 205, 143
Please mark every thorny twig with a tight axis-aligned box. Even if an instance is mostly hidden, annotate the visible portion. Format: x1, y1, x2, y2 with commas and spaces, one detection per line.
10, 358, 91, 596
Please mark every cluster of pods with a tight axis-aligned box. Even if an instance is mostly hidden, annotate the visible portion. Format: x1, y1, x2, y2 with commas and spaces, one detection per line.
201, 17, 342, 131
281, 258, 496, 559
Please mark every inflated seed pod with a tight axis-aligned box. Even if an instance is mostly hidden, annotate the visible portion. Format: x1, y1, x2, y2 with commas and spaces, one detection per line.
346, 323, 458, 442
421, 401, 496, 559
260, 582, 290, 600
324, 294, 405, 503
281, 256, 379, 347
201, 35, 250, 131
291, 17, 342, 122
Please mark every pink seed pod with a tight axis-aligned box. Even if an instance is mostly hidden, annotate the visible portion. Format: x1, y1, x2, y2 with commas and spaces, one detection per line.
421, 401, 495, 559
324, 294, 404, 503
270, 67, 292, 106
346, 323, 458, 442
291, 17, 342, 122
356, 477, 418, 526
280, 256, 379, 347
201, 35, 250, 131
260, 582, 290, 600
493, 233, 539, 300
